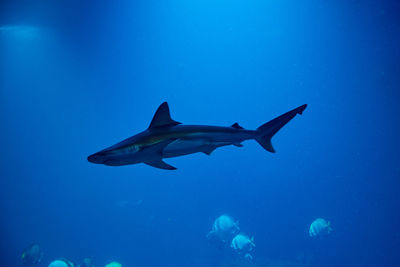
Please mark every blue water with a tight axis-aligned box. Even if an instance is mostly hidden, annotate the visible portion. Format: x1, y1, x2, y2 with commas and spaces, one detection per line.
1, 1, 399, 266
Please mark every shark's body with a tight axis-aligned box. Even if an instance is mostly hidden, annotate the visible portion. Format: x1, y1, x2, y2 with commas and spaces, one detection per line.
88, 102, 307, 170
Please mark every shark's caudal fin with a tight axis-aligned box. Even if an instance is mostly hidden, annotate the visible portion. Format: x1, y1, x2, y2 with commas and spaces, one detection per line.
255, 104, 307, 153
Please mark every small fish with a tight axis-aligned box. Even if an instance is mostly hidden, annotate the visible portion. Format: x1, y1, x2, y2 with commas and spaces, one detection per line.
309, 218, 333, 237
78, 257, 94, 267
231, 233, 256, 252
48, 259, 74, 267
105, 262, 122, 267
88, 102, 307, 170
207, 214, 240, 243
21, 243, 43, 265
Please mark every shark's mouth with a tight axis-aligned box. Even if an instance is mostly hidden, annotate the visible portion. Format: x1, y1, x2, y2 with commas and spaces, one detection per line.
103, 159, 122, 166
87, 154, 101, 164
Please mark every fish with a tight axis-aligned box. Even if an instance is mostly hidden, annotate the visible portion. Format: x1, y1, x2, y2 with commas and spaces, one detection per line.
48, 259, 74, 267
231, 233, 256, 252
309, 218, 333, 237
87, 102, 307, 170
207, 214, 240, 243
78, 257, 94, 267
21, 243, 43, 265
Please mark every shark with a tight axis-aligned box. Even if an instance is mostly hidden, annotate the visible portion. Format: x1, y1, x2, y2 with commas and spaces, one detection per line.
87, 102, 307, 170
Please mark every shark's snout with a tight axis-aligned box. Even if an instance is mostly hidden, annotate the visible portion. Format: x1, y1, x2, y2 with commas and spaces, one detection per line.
87, 152, 106, 164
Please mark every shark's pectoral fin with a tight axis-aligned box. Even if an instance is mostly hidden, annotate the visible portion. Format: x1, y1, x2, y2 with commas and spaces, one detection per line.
141, 139, 178, 169
233, 143, 243, 147
144, 159, 177, 170
201, 146, 217, 155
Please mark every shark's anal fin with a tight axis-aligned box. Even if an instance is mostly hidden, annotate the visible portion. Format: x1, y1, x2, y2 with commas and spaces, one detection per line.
149, 102, 181, 129
201, 146, 216, 155
144, 159, 177, 170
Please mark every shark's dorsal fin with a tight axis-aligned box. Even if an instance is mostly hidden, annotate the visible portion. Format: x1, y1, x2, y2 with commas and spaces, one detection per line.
231, 122, 244, 129
149, 102, 181, 129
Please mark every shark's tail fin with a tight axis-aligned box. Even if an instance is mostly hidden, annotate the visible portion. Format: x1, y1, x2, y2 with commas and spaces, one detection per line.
255, 104, 307, 153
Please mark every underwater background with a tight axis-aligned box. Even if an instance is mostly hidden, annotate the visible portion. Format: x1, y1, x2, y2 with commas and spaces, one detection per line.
1, 0, 399, 266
